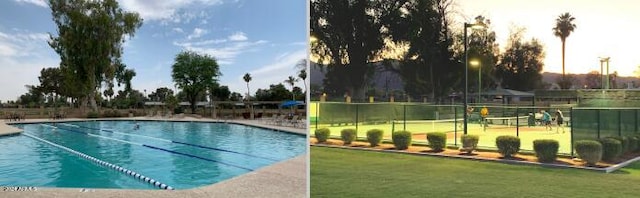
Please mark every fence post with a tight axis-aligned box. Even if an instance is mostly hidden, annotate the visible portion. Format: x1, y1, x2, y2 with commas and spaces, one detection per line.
636, 109, 639, 133
516, 106, 519, 137
454, 106, 457, 146
315, 102, 319, 129
403, 105, 407, 131
570, 107, 574, 157
355, 104, 359, 139
618, 110, 622, 137
597, 109, 601, 139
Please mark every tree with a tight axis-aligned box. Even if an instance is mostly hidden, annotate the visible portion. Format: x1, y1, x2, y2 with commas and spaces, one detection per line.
285, 76, 298, 100
171, 51, 221, 113
382, 0, 463, 102
37, 67, 64, 105
48, 0, 142, 111
556, 74, 578, 90
17, 85, 44, 107
311, 0, 387, 100
211, 85, 231, 101
296, 59, 308, 95
552, 12, 577, 78
148, 87, 174, 102
255, 84, 293, 101
230, 92, 243, 101
496, 28, 545, 91
585, 71, 601, 89
243, 73, 252, 100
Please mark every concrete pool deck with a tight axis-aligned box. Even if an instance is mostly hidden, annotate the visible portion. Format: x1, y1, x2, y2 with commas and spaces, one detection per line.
0, 121, 23, 136
1, 117, 308, 198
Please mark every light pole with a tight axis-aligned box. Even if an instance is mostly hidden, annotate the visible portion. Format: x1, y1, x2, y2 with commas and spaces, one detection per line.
599, 57, 610, 89
463, 21, 486, 135
470, 60, 481, 103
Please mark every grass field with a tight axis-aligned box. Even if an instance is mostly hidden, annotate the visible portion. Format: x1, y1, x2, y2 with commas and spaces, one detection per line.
311, 146, 640, 198
311, 120, 574, 154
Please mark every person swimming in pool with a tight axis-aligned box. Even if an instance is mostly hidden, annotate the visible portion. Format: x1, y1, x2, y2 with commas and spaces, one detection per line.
134, 122, 140, 130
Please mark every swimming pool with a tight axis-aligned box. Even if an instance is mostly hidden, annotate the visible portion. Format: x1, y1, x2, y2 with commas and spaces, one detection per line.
0, 120, 306, 190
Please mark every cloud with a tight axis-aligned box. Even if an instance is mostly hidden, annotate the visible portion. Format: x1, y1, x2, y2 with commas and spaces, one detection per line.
13, 0, 47, 7
187, 28, 207, 40
174, 31, 268, 65
228, 32, 248, 41
237, 49, 306, 93
172, 28, 184, 33
119, 0, 224, 21
0, 30, 57, 101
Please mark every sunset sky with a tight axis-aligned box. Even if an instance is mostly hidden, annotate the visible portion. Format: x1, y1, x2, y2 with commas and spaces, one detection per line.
455, 0, 640, 77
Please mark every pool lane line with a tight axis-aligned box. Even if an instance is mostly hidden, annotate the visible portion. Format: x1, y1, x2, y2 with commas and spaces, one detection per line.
22, 133, 174, 190
65, 123, 278, 162
47, 124, 255, 171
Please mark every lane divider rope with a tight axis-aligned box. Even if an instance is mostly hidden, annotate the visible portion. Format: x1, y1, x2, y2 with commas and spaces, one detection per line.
48, 124, 254, 171
69, 123, 277, 161
22, 133, 174, 190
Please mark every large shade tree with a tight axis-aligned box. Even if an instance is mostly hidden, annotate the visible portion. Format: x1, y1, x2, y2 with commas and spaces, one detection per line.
552, 12, 577, 80
311, 0, 387, 100
285, 76, 298, 100
48, 0, 142, 110
171, 51, 221, 113
496, 28, 545, 91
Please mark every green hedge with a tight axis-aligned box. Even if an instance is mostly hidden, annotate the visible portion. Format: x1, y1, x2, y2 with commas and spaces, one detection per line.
574, 140, 602, 166
366, 129, 384, 147
609, 136, 629, 153
599, 138, 622, 162
496, 135, 520, 158
86, 111, 99, 118
460, 134, 479, 154
426, 132, 447, 151
315, 128, 331, 143
533, 139, 559, 163
630, 136, 640, 152
392, 131, 412, 150
340, 129, 357, 145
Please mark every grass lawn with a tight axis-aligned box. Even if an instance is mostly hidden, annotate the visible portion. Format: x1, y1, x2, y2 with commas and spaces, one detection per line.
311, 146, 640, 198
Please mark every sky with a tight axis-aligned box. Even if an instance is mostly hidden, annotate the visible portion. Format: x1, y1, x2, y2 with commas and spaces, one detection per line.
455, 0, 640, 77
0, 0, 307, 102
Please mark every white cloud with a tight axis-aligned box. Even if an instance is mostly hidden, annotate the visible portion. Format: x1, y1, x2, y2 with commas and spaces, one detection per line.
0, 30, 58, 101
228, 32, 248, 41
232, 49, 306, 93
187, 28, 207, 40
13, 0, 47, 7
119, 0, 223, 21
172, 28, 184, 33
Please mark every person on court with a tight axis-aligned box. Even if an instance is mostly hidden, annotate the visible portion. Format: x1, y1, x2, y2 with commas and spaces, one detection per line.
480, 106, 489, 131
541, 110, 552, 131
555, 109, 565, 133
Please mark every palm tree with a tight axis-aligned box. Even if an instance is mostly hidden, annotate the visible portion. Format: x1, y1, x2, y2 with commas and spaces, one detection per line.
243, 73, 253, 119
243, 73, 252, 100
295, 59, 307, 94
285, 76, 298, 100
552, 12, 577, 78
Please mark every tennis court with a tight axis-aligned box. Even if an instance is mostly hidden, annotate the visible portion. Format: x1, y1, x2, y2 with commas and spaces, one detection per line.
314, 116, 573, 154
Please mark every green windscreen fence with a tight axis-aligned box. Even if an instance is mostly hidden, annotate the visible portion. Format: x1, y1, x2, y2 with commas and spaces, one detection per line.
311, 102, 640, 155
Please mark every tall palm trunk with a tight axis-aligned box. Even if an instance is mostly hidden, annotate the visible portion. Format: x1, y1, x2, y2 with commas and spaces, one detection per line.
561, 39, 566, 77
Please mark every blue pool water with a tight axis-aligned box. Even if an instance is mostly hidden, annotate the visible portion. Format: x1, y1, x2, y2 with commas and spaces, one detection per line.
0, 121, 306, 189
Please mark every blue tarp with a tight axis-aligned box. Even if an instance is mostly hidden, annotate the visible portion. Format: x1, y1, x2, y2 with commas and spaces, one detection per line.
281, 100, 305, 108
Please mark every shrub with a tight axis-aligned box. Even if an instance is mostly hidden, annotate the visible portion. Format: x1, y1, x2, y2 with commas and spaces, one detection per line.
314, 128, 331, 143
609, 136, 629, 153
392, 131, 412, 150
629, 136, 640, 152
574, 140, 602, 166
86, 111, 99, 118
533, 139, 559, 163
366, 129, 384, 147
599, 138, 622, 162
460, 135, 479, 154
426, 132, 447, 151
174, 107, 184, 114
102, 109, 122, 118
340, 129, 357, 145
496, 135, 520, 158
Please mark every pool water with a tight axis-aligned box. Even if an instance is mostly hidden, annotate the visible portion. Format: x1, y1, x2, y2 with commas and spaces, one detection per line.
0, 121, 306, 189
